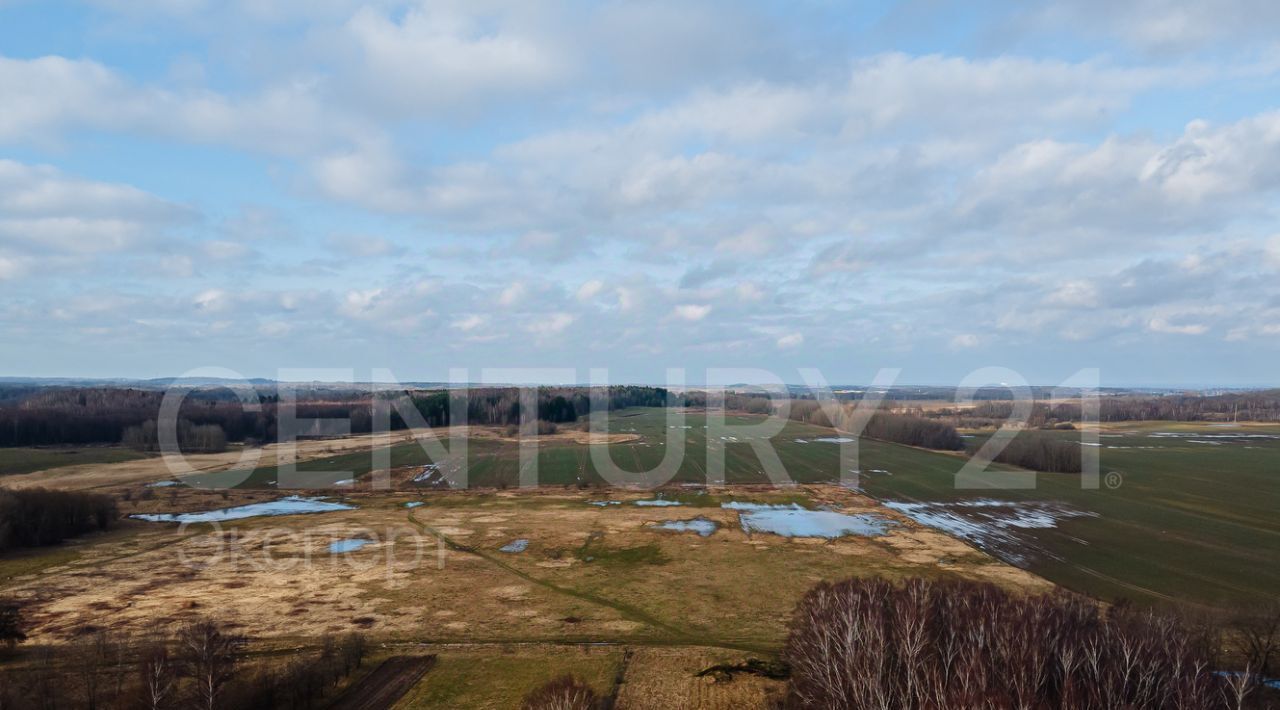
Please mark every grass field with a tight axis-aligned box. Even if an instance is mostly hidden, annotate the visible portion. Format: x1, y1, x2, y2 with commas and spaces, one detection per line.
856, 421, 1280, 609
189, 409, 957, 489
0, 446, 150, 477
173, 409, 1279, 609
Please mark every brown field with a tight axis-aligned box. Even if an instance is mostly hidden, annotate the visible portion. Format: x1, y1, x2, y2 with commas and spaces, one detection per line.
0, 482, 1050, 708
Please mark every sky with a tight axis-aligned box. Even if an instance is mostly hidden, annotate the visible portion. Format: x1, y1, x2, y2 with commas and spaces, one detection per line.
1, 0, 1279, 387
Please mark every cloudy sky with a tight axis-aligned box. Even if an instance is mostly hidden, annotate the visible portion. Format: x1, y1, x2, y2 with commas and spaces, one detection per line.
1, 0, 1279, 386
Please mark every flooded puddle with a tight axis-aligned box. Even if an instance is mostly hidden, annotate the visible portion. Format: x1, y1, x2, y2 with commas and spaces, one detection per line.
328, 538, 372, 553
883, 499, 1097, 566
588, 500, 623, 507
657, 517, 718, 537
634, 499, 682, 507
499, 539, 529, 553
404, 501, 423, 508
147, 480, 181, 488
130, 496, 355, 523
722, 502, 891, 538
812, 437, 855, 444
1148, 432, 1280, 442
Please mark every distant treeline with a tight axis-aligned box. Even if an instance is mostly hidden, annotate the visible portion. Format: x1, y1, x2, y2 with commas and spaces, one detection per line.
922, 390, 1280, 426
0, 385, 679, 448
0, 488, 118, 552
409, 386, 676, 428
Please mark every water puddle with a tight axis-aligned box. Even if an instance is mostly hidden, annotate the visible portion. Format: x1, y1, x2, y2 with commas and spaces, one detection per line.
147, 480, 181, 488
588, 500, 623, 507
883, 499, 1097, 566
722, 502, 891, 538
812, 437, 855, 444
657, 518, 718, 537
1148, 432, 1280, 441
130, 496, 355, 523
634, 499, 683, 507
499, 539, 529, 553
329, 538, 372, 553
404, 501, 423, 508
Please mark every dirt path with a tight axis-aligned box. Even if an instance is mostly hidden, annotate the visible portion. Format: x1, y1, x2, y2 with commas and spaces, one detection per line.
406, 510, 773, 655
329, 655, 437, 710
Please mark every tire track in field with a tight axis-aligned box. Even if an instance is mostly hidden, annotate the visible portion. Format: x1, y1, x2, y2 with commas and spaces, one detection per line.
406, 510, 772, 655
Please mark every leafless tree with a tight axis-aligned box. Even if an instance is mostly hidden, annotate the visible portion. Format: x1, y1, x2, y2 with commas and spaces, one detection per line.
178, 619, 243, 710
784, 577, 1251, 709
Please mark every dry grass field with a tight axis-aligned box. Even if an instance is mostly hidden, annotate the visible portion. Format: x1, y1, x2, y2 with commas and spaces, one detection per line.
0, 482, 1048, 708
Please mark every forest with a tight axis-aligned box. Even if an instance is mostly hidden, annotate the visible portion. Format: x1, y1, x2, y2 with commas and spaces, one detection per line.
0, 385, 679, 448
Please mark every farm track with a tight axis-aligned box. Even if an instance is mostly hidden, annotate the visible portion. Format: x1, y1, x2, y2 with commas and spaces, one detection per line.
406, 510, 774, 655
329, 655, 436, 710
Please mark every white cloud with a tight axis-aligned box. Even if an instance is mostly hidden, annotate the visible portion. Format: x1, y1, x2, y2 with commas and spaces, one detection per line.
193, 289, 229, 312
0, 160, 190, 255
498, 282, 526, 307
776, 332, 804, 349
672, 304, 711, 321
340, 3, 568, 114
1147, 317, 1209, 335
526, 312, 574, 336
949, 333, 981, 349
452, 314, 484, 332
339, 288, 383, 318
575, 279, 604, 302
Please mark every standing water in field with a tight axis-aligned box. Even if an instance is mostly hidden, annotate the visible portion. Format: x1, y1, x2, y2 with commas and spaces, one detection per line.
722, 502, 891, 538
328, 538, 373, 553
130, 496, 354, 523
499, 539, 529, 553
883, 499, 1097, 566
657, 518, 719, 537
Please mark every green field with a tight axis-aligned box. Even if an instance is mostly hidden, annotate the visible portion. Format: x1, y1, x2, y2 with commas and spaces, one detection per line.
0, 446, 150, 476
184, 409, 1278, 609
857, 422, 1280, 609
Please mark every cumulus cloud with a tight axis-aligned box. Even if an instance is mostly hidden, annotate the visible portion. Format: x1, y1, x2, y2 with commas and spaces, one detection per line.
575, 279, 604, 302
776, 332, 804, 349
0, 160, 191, 255
672, 304, 712, 321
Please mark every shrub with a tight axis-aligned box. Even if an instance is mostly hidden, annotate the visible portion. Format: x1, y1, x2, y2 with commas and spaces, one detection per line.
0, 599, 25, 649
521, 675, 598, 710
784, 577, 1244, 709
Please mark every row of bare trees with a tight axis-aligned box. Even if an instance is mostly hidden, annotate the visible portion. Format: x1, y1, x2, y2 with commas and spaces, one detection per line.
784, 577, 1270, 709
0, 488, 117, 552
0, 616, 366, 710
787, 400, 965, 450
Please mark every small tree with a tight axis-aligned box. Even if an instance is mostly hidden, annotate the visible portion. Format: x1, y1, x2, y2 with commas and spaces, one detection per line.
178, 619, 243, 710
338, 632, 367, 673
0, 601, 24, 650
137, 640, 175, 710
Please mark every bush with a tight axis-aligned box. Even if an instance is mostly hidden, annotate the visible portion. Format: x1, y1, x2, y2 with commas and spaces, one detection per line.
784, 577, 1245, 709
0, 599, 25, 649
521, 675, 598, 710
